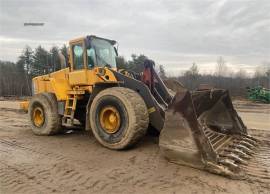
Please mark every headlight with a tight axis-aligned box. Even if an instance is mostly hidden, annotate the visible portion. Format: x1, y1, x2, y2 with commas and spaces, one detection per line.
97, 68, 106, 76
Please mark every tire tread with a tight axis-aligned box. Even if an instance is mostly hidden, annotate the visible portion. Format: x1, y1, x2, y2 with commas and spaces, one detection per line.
90, 87, 149, 149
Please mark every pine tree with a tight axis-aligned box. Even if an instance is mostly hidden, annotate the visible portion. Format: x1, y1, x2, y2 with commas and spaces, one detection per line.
17, 46, 34, 75
60, 44, 69, 65
33, 46, 50, 75
128, 54, 148, 73
50, 46, 61, 71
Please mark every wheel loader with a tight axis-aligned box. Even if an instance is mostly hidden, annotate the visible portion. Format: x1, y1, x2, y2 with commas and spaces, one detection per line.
21, 35, 269, 180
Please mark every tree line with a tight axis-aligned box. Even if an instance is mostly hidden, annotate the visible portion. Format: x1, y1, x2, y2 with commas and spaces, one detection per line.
0, 48, 146, 96
117, 55, 270, 96
0, 45, 68, 96
171, 58, 270, 96
0, 45, 269, 97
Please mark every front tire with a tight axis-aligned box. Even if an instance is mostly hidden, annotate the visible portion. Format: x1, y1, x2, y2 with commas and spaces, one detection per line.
90, 87, 149, 150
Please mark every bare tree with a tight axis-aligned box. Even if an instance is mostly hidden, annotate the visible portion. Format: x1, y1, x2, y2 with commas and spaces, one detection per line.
158, 65, 166, 79
214, 56, 229, 88
190, 62, 199, 76
235, 68, 247, 79
182, 62, 199, 90
252, 63, 270, 88
262, 61, 270, 77
215, 56, 228, 77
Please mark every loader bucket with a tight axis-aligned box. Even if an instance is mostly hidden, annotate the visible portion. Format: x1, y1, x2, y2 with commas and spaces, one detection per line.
159, 89, 261, 178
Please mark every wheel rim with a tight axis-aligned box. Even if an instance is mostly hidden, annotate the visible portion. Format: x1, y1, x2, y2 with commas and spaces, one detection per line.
33, 107, 44, 127
99, 106, 121, 134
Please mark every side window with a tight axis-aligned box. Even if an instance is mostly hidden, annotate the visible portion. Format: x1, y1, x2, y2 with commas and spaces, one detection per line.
73, 44, 84, 70
87, 48, 96, 68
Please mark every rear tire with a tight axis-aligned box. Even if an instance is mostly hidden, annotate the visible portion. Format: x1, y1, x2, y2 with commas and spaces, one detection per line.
90, 87, 149, 150
28, 93, 61, 135
42, 93, 62, 131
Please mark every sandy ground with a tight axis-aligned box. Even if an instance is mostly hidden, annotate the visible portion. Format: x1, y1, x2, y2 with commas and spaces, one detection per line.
234, 100, 270, 130
0, 100, 269, 194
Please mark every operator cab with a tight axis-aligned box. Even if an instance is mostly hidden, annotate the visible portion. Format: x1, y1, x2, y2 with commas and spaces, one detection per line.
69, 35, 118, 71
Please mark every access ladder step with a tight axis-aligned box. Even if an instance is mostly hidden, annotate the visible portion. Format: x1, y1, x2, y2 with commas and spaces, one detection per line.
67, 90, 85, 95
63, 114, 73, 118
62, 92, 80, 127
62, 118, 74, 127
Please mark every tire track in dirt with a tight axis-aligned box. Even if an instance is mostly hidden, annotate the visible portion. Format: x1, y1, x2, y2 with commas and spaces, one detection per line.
0, 138, 98, 193
0, 161, 53, 194
0, 137, 218, 194
2, 134, 269, 194
0, 136, 165, 193
1, 103, 270, 194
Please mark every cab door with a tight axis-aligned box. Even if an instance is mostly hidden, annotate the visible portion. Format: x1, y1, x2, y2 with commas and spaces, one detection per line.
68, 38, 89, 86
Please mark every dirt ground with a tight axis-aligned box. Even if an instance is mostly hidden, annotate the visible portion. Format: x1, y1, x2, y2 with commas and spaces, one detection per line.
0, 100, 269, 194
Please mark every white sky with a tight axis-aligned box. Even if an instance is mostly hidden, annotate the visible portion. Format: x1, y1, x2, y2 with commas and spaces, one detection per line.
0, 0, 269, 75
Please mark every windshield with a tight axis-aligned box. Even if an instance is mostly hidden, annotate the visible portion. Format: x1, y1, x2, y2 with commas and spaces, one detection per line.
87, 38, 117, 68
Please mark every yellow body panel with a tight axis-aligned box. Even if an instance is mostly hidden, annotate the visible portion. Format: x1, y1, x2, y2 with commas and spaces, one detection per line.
69, 70, 88, 86
33, 68, 71, 100
32, 67, 117, 101
88, 67, 118, 83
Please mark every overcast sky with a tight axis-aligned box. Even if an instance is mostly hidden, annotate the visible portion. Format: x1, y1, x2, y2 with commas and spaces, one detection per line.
0, 0, 269, 75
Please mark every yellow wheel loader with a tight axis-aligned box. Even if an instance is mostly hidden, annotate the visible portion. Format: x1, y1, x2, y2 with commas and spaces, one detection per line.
21, 35, 269, 180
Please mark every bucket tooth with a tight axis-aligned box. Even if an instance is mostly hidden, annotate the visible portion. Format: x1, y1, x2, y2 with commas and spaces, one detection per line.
224, 148, 251, 160
236, 140, 256, 149
204, 161, 241, 179
242, 137, 258, 146
229, 144, 254, 155
219, 158, 239, 172
221, 153, 247, 165
222, 148, 251, 160
244, 135, 259, 143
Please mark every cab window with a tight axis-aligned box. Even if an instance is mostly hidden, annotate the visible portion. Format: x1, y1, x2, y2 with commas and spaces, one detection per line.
73, 44, 84, 70
91, 38, 117, 68
87, 48, 96, 68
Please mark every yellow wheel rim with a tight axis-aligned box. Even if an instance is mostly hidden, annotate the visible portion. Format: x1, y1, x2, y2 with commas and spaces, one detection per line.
99, 106, 121, 134
33, 107, 44, 127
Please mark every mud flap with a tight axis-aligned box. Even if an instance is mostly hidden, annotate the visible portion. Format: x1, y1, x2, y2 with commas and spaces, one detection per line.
159, 89, 263, 179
